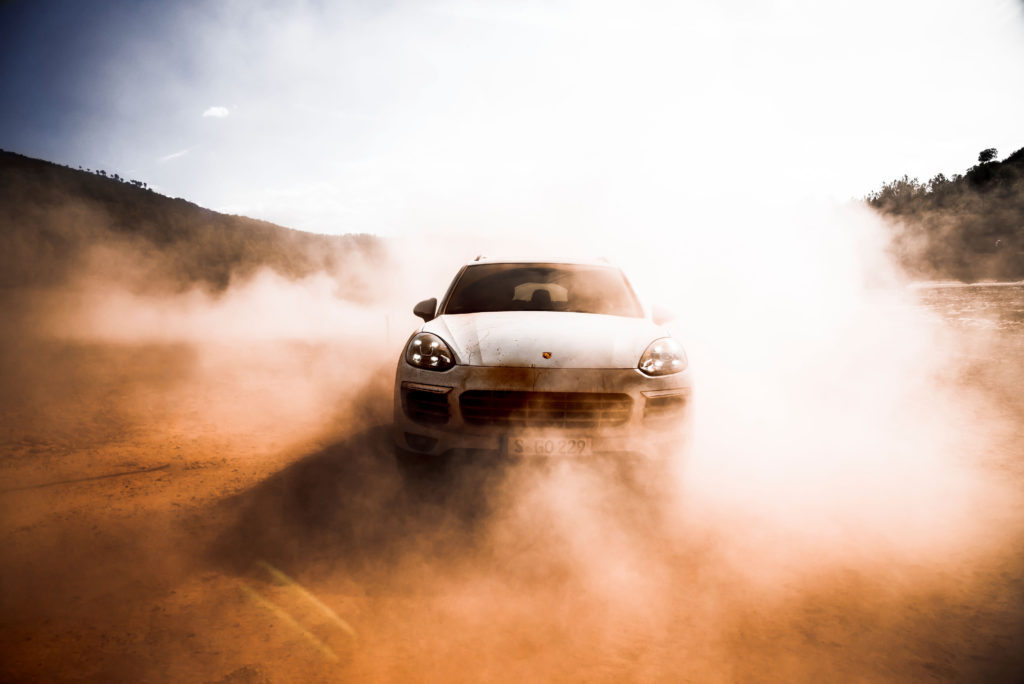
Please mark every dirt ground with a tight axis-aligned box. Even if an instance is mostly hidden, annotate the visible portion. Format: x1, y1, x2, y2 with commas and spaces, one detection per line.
1, 317, 1023, 682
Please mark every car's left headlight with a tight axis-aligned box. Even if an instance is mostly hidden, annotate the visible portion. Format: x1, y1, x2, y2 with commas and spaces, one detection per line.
405, 332, 456, 371
638, 337, 687, 376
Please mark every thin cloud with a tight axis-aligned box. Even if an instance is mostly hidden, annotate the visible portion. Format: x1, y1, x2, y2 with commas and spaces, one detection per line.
157, 148, 190, 163
202, 106, 229, 118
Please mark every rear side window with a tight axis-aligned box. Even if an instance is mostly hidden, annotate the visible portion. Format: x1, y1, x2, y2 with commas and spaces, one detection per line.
443, 263, 643, 317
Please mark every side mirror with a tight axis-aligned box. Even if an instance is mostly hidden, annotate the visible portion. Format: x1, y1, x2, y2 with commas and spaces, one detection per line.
651, 305, 675, 326
413, 298, 437, 322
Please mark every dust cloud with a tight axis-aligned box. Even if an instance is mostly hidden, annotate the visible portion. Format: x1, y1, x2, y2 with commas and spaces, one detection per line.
2, 195, 1024, 683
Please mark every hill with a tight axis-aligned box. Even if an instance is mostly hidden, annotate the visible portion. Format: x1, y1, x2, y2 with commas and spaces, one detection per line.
0, 150, 383, 297
867, 146, 1024, 282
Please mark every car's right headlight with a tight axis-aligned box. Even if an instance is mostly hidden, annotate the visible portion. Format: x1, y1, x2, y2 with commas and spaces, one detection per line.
405, 332, 456, 371
638, 337, 687, 376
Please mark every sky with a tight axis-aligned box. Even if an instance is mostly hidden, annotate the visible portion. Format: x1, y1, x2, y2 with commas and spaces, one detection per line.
1, 0, 1023, 237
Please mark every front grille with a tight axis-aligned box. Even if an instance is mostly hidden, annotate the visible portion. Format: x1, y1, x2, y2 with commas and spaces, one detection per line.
460, 391, 632, 429
403, 388, 451, 425
643, 394, 687, 422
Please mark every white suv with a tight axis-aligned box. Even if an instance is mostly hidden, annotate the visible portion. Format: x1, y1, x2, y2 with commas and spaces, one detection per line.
393, 257, 692, 463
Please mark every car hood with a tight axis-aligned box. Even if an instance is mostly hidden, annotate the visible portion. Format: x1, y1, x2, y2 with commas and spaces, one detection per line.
422, 311, 667, 369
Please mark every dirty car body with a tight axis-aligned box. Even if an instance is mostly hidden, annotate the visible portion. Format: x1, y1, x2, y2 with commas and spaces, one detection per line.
393, 257, 692, 461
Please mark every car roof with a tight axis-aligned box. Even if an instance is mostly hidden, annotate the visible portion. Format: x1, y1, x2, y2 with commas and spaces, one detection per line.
465, 255, 613, 267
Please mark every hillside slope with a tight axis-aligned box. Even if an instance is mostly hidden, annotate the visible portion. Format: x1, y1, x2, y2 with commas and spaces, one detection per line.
868, 147, 1024, 282
0, 150, 383, 297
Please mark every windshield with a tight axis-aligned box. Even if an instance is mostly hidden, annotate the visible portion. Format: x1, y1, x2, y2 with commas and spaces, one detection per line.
443, 263, 643, 317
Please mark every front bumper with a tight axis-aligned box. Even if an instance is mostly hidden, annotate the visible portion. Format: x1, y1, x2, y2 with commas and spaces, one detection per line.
393, 361, 693, 458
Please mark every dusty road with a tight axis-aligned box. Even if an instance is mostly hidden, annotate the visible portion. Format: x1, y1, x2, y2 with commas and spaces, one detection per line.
2, 298, 1024, 682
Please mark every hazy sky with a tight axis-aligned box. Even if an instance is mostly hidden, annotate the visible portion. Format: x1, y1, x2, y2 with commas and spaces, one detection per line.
2, 0, 1023, 236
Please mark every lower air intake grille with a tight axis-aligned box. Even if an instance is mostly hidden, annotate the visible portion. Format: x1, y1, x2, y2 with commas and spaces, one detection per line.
460, 391, 632, 429
403, 388, 451, 425
643, 394, 687, 422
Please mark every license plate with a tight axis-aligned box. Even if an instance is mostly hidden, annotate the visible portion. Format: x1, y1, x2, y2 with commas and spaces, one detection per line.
507, 436, 593, 457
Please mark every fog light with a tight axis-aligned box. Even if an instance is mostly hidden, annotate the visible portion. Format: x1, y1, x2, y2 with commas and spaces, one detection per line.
404, 432, 438, 452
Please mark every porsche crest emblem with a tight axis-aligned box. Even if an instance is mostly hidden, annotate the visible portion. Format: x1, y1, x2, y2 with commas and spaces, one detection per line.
542, 352, 552, 359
